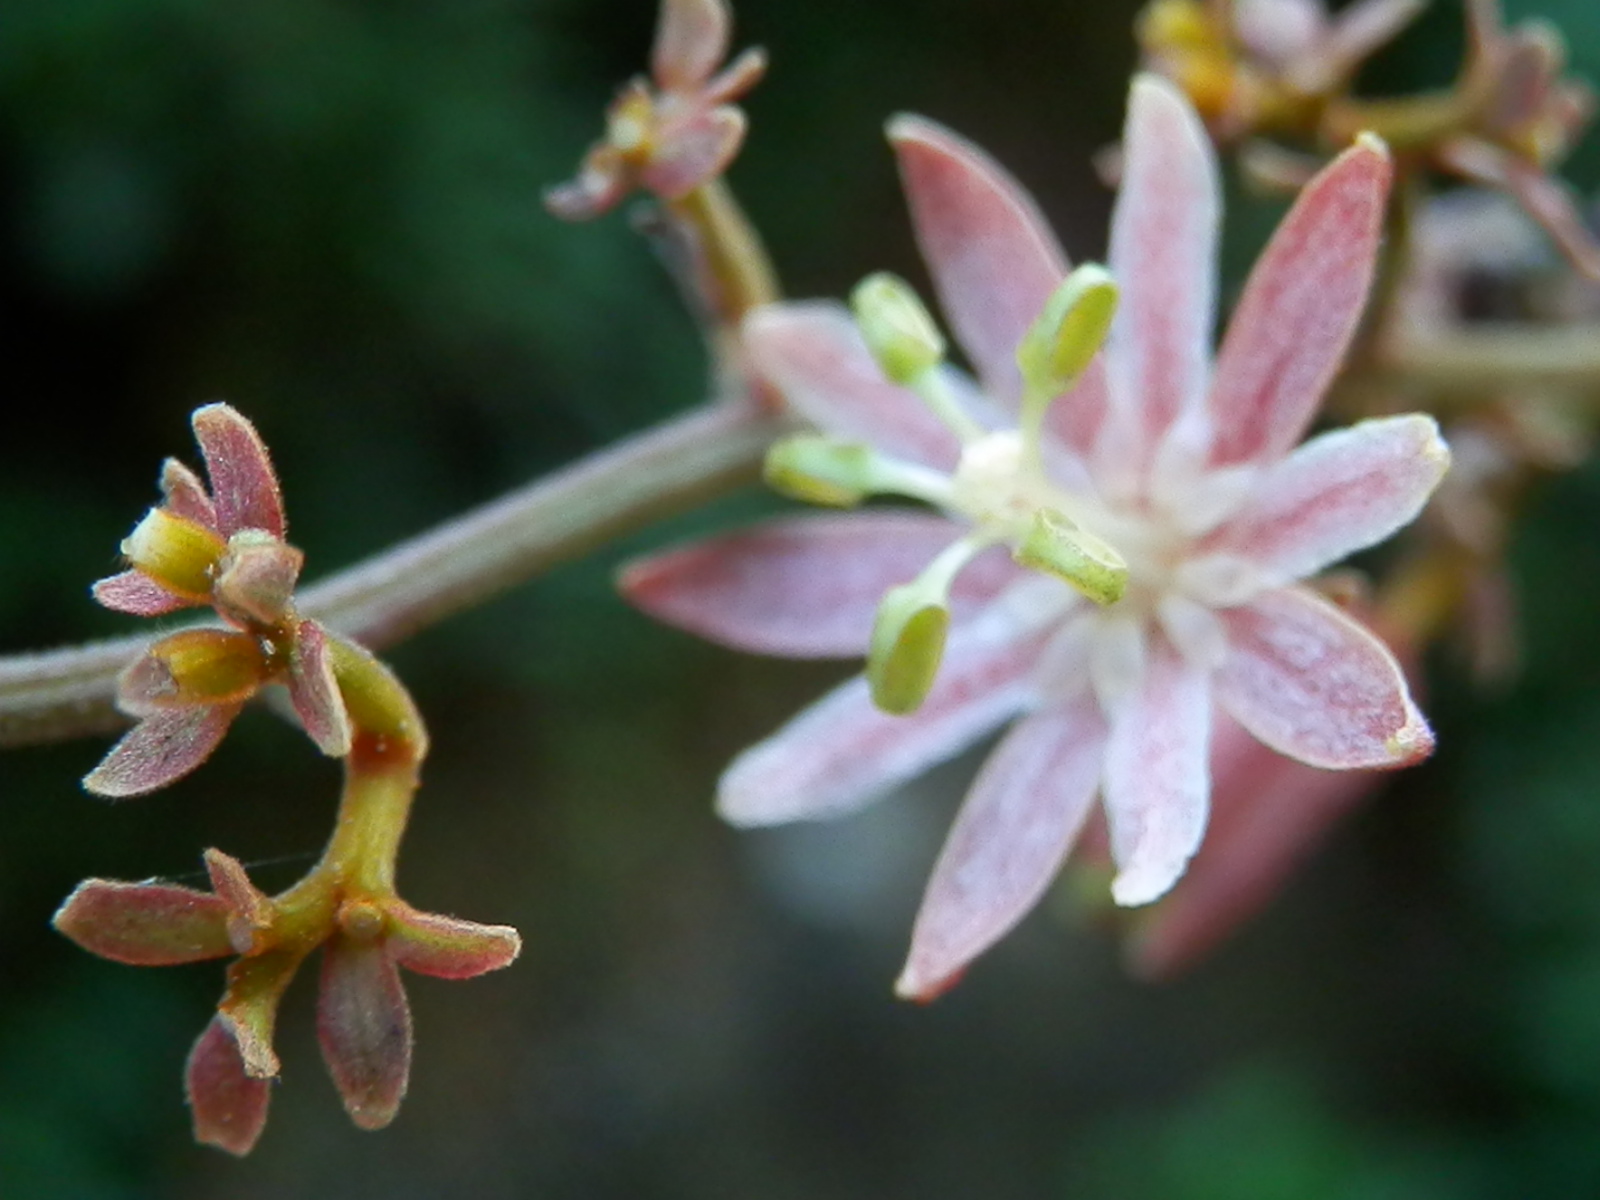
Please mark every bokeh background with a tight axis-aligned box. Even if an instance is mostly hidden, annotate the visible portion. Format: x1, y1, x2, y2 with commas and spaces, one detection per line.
4, 0, 1600, 1195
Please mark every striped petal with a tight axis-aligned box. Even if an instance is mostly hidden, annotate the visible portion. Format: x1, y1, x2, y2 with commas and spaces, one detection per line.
1103, 634, 1212, 907
896, 694, 1106, 1000
1097, 75, 1220, 490
888, 115, 1072, 412
1214, 586, 1432, 768
717, 587, 1061, 825
1202, 414, 1450, 586
1206, 136, 1393, 466
619, 511, 1021, 658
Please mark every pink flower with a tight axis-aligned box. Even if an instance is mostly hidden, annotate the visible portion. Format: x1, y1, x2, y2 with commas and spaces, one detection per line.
544, 0, 766, 220
625, 76, 1449, 999
85, 404, 351, 798
54, 852, 520, 1155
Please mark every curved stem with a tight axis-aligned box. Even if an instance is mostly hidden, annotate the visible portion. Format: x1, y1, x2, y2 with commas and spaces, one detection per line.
0, 401, 787, 748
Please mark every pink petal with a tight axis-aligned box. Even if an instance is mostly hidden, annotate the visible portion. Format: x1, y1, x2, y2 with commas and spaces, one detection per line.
619, 510, 1021, 658
1206, 137, 1393, 466
887, 116, 1078, 413
186, 1017, 272, 1156
743, 303, 963, 470
702, 46, 767, 107
717, 590, 1058, 825
1214, 586, 1432, 768
288, 620, 353, 757
317, 936, 413, 1130
641, 106, 746, 199
160, 458, 218, 530
83, 703, 243, 799
1103, 634, 1212, 906
387, 903, 522, 979
91, 570, 192, 617
896, 695, 1107, 1001
52, 878, 233, 965
1127, 714, 1383, 979
192, 404, 286, 539
652, 0, 730, 91
544, 150, 630, 222
1204, 414, 1449, 584
1097, 75, 1220, 486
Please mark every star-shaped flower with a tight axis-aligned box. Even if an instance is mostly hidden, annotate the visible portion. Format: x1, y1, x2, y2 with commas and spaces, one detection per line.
624, 76, 1448, 998
545, 0, 766, 220
86, 404, 350, 797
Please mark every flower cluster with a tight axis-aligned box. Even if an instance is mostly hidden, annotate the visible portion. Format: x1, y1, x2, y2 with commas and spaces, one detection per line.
625, 76, 1448, 998
1140, 0, 1600, 278
545, 0, 765, 221
56, 406, 519, 1154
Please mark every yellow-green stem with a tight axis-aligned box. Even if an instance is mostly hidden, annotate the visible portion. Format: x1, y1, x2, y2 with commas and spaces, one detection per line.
668, 179, 781, 328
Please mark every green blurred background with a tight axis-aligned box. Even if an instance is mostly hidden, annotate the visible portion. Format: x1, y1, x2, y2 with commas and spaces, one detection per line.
3, 0, 1600, 1196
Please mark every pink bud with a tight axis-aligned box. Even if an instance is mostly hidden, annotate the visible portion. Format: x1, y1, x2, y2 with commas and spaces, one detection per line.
387, 902, 522, 979
316, 935, 413, 1130
52, 879, 234, 965
186, 1017, 272, 1156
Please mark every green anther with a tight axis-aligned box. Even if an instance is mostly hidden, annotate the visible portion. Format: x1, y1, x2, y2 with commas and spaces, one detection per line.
763, 436, 880, 508
868, 584, 951, 715
851, 272, 946, 386
1015, 508, 1128, 606
1016, 263, 1118, 408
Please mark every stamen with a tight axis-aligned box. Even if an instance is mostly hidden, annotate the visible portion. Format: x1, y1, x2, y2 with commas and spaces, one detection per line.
1015, 264, 1118, 463
763, 435, 954, 508
1014, 509, 1129, 606
867, 535, 992, 714
851, 272, 986, 443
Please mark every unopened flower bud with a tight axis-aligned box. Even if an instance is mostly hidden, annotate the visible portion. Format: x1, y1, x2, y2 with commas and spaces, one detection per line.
1015, 508, 1128, 606
763, 435, 880, 507
121, 629, 267, 714
868, 581, 951, 715
121, 508, 227, 600
1017, 263, 1118, 406
215, 532, 304, 627
851, 272, 946, 385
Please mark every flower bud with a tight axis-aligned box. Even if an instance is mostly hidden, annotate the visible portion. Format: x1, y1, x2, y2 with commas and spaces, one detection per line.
215, 532, 304, 627
1015, 508, 1128, 606
851, 272, 946, 385
121, 629, 268, 715
1016, 263, 1118, 406
121, 508, 226, 600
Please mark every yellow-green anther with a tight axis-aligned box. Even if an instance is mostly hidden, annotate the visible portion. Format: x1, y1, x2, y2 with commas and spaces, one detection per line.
1015, 508, 1128, 606
121, 508, 227, 599
1016, 263, 1118, 407
868, 583, 951, 715
763, 436, 882, 508
864, 536, 989, 714
851, 272, 946, 386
